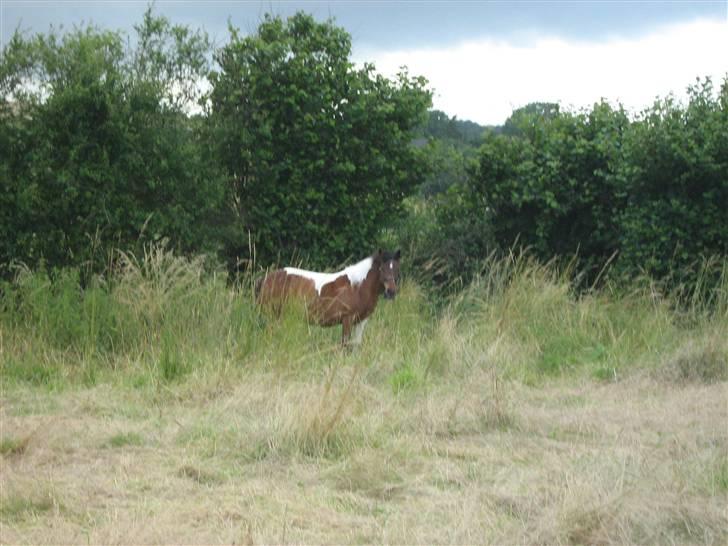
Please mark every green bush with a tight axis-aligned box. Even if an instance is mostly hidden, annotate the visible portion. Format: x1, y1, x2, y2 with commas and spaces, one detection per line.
472, 101, 629, 282
616, 78, 728, 281
0, 9, 225, 275
450, 79, 727, 291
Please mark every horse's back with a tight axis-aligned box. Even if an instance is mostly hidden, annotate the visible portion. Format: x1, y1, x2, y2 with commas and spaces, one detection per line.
257, 267, 363, 326
257, 269, 318, 306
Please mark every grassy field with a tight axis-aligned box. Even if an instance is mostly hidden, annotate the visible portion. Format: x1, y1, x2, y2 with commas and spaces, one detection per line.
1, 248, 727, 544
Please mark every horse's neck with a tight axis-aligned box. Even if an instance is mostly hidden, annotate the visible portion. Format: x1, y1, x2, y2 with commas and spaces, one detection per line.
358, 261, 382, 309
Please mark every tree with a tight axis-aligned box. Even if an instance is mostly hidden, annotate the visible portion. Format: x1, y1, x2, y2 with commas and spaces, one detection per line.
616, 77, 728, 280
208, 12, 431, 269
0, 9, 224, 275
464, 81, 727, 288
470, 101, 630, 280
501, 102, 560, 137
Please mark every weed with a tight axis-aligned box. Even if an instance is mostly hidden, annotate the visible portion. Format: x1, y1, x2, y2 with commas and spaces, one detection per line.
389, 362, 421, 394
177, 464, 225, 486
103, 431, 145, 448
0, 491, 57, 523
0, 436, 30, 457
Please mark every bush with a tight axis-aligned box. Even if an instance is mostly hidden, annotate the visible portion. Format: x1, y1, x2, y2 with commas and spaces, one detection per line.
0, 9, 225, 276
616, 78, 728, 281
450, 79, 727, 291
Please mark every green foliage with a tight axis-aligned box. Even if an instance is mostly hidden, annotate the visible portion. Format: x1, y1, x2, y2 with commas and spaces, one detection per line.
209, 12, 431, 269
474, 101, 629, 280
392, 188, 494, 291
461, 79, 727, 288
0, 9, 225, 275
415, 110, 484, 197
422, 109, 486, 146
616, 79, 728, 281
500, 102, 561, 137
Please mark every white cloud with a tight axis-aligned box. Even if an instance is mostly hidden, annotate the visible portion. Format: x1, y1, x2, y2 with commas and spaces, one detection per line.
355, 19, 728, 126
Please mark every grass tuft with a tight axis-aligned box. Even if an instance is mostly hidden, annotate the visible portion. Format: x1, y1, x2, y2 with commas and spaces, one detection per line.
103, 431, 145, 449
0, 435, 30, 457
0, 488, 59, 523
660, 333, 728, 384
280, 368, 364, 458
177, 464, 225, 486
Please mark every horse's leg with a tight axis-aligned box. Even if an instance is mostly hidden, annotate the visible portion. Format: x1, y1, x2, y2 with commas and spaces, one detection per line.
341, 317, 352, 346
350, 318, 368, 345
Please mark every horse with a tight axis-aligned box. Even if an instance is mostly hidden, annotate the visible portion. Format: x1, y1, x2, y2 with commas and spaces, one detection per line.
256, 249, 401, 346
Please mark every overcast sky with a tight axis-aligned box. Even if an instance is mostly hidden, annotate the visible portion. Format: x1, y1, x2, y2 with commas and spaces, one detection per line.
2, 1, 727, 125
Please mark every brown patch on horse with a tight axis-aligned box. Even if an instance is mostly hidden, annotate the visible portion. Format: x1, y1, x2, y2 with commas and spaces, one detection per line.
314, 274, 353, 326
256, 270, 317, 316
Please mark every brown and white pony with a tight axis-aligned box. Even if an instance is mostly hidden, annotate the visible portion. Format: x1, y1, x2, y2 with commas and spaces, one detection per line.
256, 249, 401, 346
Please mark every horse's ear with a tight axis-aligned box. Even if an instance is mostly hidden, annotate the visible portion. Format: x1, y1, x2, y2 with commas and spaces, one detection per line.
394, 249, 401, 260
377, 248, 383, 257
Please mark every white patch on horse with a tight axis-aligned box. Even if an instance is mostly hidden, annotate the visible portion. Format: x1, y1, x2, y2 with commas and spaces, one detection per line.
343, 257, 373, 287
284, 256, 373, 296
283, 268, 337, 295
351, 318, 368, 345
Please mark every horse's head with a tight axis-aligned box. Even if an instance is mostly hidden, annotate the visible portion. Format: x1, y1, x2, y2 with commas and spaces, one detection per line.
377, 249, 401, 300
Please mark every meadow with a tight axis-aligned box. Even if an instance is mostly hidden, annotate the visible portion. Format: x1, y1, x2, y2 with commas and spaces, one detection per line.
1, 246, 727, 544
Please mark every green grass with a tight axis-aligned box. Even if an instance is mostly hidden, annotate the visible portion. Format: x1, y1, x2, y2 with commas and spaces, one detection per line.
0, 436, 29, 456
0, 496, 53, 522
0, 490, 57, 523
714, 457, 728, 493
103, 431, 145, 449
2, 246, 725, 391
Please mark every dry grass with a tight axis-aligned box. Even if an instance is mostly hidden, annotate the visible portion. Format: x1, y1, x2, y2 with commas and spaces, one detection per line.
1, 369, 726, 545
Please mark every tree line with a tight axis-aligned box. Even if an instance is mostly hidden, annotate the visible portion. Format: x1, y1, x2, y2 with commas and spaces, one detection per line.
2, 8, 726, 292
401, 85, 727, 291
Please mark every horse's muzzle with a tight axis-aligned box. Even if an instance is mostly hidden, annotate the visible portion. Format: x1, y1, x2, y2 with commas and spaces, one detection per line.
384, 289, 396, 300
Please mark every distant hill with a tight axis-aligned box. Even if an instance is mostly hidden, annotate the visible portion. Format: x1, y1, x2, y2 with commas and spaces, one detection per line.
419, 110, 490, 147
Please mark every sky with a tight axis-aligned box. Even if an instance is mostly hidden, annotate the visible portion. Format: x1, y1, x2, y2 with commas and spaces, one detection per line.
2, 1, 727, 125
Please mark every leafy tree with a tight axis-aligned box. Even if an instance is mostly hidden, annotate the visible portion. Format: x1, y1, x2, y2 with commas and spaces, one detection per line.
418, 140, 469, 197
501, 102, 560, 137
208, 12, 431, 269
463, 81, 727, 287
472, 101, 630, 279
0, 9, 224, 275
616, 78, 728, 280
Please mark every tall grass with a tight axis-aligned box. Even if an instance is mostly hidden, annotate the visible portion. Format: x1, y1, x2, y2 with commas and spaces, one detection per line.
1, 245, 260, 386
1, 245, 726, 389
